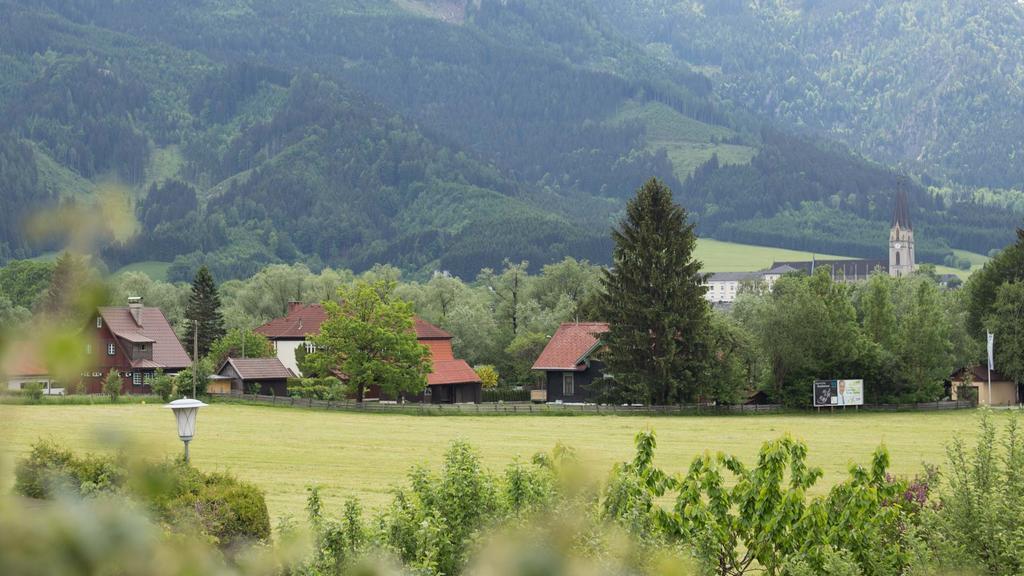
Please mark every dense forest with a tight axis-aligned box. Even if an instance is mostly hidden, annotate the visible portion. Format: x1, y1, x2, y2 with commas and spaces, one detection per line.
0, 0, 1021, 279
598, 0, 1024, 189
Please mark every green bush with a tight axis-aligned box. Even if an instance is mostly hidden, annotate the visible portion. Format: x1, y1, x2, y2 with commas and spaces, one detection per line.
102, 369, 121, 402
151, 370, 175, 402
924, 411, 1024, 575
14, 441, 270, 549
22, 382, 43, 403
14, 441, 124, 499
188, 473, 271, 548
287, 377, 346, 400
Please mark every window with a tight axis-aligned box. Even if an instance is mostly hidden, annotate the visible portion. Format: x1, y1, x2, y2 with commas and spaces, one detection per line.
304, 342, 316, 354
562, 373, 575, 397
96, 317, 103, 328
895, 252, 901, 266
133, 372, 142, 387
107, 343, 116, 356
85, 343, 92, 354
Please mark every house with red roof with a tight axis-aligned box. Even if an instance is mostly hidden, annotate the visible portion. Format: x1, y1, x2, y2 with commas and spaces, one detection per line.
81, 297, 192, 394
255, 302, 481, 403
532, 322, 609, 403
2, 340, 55, 393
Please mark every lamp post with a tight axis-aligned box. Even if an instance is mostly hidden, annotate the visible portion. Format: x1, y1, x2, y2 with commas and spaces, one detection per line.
166, 398, 207, 463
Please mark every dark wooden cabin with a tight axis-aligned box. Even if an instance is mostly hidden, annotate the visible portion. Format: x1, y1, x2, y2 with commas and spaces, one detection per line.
531, 322, 609, 403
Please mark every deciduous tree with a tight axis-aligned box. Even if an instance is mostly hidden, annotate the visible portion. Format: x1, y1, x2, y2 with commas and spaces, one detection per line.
306, 280, 431, 402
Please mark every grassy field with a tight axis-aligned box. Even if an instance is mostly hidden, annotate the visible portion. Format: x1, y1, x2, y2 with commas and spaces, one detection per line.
695, 239, 851, 272
612, 101, 758, 178
696, 238, 987, 279
114, 261, 173, 281
0, 403, 995, 521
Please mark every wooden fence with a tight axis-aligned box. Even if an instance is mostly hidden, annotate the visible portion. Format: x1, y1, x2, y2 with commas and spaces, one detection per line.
211, 392, 784, 415
211, 393, 986, 415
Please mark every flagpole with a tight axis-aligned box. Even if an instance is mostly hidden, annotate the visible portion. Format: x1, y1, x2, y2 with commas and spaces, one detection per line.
987, 331, 994, 406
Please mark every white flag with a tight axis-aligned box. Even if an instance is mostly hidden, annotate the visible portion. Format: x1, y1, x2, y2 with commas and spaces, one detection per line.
987, 331, 995, 371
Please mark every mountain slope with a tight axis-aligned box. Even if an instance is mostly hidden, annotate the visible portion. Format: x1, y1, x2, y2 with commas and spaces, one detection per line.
0, 0, 1019, 280
597, 0, 1024, 190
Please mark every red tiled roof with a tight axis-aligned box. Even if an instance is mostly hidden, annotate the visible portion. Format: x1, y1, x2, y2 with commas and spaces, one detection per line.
254, 304, 329, 339
255, 304, 452, 340
1, 341, 48, 377
428, 360, 481, 385
98, 307, 192, 369
414, 317, 452, 339
532, 322, 609, 372
221, 357, 294, 380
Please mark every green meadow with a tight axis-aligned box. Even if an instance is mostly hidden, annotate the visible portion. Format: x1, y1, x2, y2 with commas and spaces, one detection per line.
0, 403, 994, 521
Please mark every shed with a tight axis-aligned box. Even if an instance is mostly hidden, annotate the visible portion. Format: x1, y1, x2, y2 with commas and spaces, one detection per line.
215, 357, 295, 396
949, 364, 1020, 406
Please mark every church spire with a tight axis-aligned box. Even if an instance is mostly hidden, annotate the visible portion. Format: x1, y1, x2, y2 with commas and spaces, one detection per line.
892, 178, 912, 230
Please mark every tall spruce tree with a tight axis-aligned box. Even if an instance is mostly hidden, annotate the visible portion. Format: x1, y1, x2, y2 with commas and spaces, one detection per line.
39, 251, 93, 322
184, 266, 225, 359
597, 178, 710, 405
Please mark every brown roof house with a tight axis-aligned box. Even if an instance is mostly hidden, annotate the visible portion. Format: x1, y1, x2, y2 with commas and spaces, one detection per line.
212, 357, 295, 396
532, 322, 609, 403
2, 340, 55, 393
255, 303, 481, 403
950, 364, 1021, 407
81, 297, 191, 394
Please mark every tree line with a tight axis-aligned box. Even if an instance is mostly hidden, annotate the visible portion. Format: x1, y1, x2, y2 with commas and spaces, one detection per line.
6, 179, 1021, 407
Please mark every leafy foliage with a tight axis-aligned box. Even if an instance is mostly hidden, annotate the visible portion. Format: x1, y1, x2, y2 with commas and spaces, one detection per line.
14, 441, 270, 550
102, 368, 120, 402
305, 280, 431, 402
205, 329, 274, 369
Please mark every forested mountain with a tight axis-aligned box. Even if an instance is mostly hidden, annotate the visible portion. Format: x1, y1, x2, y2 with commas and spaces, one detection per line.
0, 0, 1020, 280
598, 0, 1024, 189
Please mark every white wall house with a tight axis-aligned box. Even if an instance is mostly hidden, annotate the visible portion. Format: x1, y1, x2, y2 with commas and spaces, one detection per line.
703, 265, 798, 304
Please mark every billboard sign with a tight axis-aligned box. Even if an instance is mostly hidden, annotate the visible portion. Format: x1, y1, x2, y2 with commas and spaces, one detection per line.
812, 379, 864, 407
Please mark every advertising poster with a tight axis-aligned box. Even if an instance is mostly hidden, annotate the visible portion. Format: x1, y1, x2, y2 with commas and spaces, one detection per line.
813, 379, 864, 407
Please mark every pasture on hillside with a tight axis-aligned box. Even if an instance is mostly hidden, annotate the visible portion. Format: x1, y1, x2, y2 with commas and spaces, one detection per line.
0, 403, 996, 521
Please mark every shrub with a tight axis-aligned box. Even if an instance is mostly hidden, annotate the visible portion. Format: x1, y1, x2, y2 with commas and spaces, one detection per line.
151, 369, 175, 402
189, 474, 271, 548
22, 382, 43, 403
14, 442, 270, 550
174, 358, 212, 397
474, 365, 499, 389
102, 369, 121, 402
924, 411, 1024, 574
63, 379, 83, 395
287, 377, 346, 400
14, 441, 124, 499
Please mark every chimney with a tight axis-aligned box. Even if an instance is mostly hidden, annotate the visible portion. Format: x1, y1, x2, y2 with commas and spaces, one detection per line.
287, 300, 303, 314
128, 296, 143, 326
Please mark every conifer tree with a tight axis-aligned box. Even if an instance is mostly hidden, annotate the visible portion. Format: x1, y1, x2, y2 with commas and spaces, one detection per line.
184, 266, 225, 359
597, 178, 711, 405
39, 251, 89, 321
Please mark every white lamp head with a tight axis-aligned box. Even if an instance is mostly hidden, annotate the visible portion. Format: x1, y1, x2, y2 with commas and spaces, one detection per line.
166, 398, 207, 441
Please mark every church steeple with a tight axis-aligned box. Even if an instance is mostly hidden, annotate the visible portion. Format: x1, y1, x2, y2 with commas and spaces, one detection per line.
891, 181, 912, 230
889, 178, 915, 277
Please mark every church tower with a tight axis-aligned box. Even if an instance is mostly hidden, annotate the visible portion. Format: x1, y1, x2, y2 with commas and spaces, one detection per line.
889, 181, 915, 277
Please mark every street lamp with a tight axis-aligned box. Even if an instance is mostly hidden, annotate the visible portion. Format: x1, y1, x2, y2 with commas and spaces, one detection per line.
166, 398, 207, 463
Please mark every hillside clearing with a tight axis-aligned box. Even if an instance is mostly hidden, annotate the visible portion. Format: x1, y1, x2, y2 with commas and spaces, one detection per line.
0, 403, 991, 521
